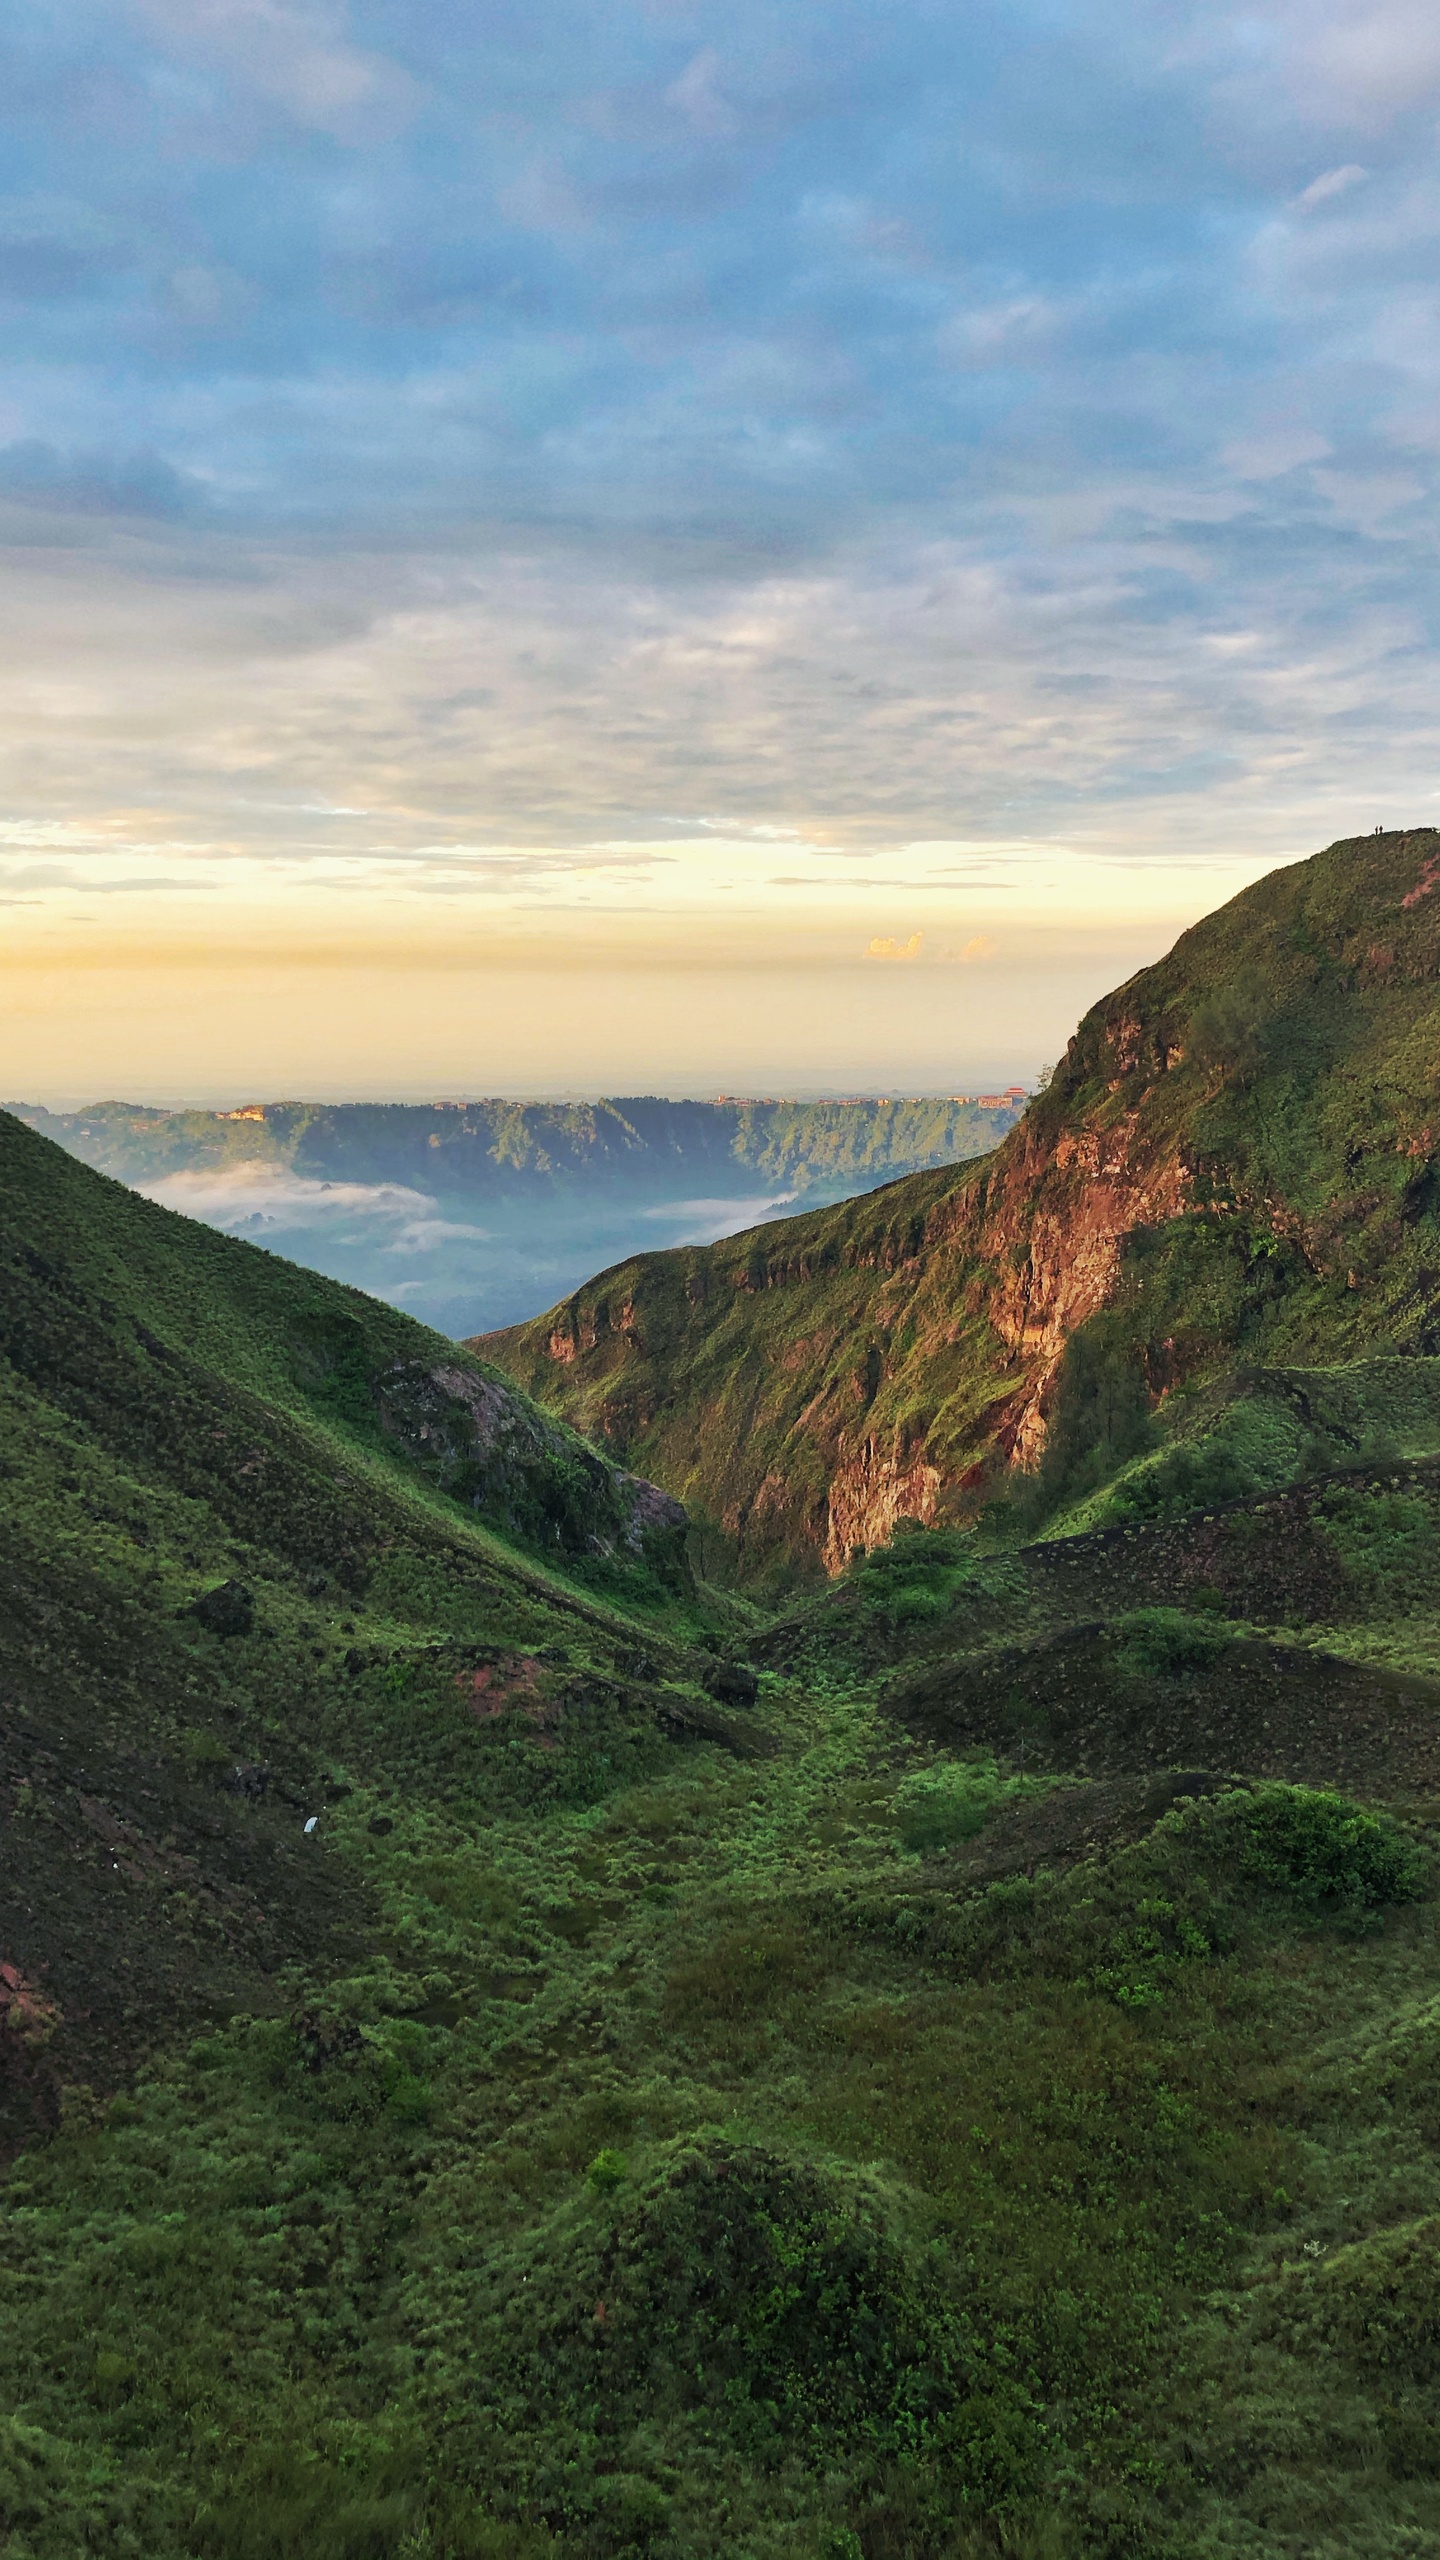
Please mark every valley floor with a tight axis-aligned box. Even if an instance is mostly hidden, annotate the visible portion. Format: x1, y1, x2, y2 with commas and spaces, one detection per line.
8, 1100, 1440, 2557
7, 1633, 1440, 2560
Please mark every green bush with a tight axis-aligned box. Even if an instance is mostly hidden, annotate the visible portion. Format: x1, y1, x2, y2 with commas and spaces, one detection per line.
1240, 1785, 1426, 1913
895, 1758, 1033, 1856
1319, 1486, 1437, 1600
1264, 2216, 1440, 2383
1113, 1607, 1233, 1679
848, 1527, 1017, 1642
499, 2137, 1045, 2496
1111, 1437, 1260, 1523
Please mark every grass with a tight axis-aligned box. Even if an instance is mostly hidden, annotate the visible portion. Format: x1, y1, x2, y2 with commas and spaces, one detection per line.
6, 1722, 1440, 2558
7, 823, 1440, 2554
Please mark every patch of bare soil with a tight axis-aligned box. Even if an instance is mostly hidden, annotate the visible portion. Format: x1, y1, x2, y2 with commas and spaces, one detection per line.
0, 1685, 373, 2159
953, 1768, 1234, 1882
1019, 1456, 1440, 1627
891, 1627, 1440, 1799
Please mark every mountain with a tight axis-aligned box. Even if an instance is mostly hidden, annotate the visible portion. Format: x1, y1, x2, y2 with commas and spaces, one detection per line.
8, 1087, 1440, 2554
0, 1104, 732, 2158
6, 1093, 1025, 1338
481, 829, 1440, 1585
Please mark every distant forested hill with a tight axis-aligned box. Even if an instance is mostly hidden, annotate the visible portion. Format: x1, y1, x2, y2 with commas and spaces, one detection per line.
7, 1092, 1020, 1193
4, 1093, 1022, 1337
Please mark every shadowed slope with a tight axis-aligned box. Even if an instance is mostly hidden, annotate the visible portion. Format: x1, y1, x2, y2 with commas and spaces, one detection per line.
0, 1109, 717, 2153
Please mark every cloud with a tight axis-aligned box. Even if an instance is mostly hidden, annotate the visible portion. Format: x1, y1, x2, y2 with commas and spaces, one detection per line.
0, 440, 195, 520
132, 0, 422, 145
0, 0, 1439, 982
0, 197, 131, 302
383, 1216, 492, 1253
1275, 2, 1440, 125
960, 934, 996, 961
638, 1192, 798, 1243
665, 50, 738, 138
0, 860, 202, 893
1295, 164, 1368, 209
866, 933, 924, 960
939, 296, 1066, 370
137, 1163, 438, 1230
1220, 426, 1331, 480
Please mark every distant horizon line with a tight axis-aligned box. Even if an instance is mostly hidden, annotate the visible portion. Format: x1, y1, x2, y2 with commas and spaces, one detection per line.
8, 1086, 1034, 1116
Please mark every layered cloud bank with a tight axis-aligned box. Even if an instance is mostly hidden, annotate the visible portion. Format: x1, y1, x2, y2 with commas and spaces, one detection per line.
3, 0, 1438, 1091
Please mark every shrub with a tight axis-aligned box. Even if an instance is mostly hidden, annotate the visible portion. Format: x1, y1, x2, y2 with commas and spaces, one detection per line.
848, 1528, 1017, 1643
1111, 1438, 1260, 1523
1263, 2216, 1440, 2382
895, 1759, 1030, 1857
1318, 1486, 1436, 1599
1113, 1608, 1233, 1680
514, 2137, 1044, 2492
1240, 1785, 1426, 1913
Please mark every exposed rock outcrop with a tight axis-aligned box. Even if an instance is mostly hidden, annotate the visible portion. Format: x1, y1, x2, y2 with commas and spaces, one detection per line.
822, 1437, 943, 1574
480, 831, 1440, 1580
376, 1357, 685, 1568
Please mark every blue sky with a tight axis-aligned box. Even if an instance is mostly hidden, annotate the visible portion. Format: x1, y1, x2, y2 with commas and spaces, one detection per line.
2, 0, 1439, 1096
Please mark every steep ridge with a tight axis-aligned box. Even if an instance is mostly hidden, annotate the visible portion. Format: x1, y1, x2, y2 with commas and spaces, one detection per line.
0, 1108, 730, 2155
0, 1108, 687, 1584
482, 829, 1440, 1583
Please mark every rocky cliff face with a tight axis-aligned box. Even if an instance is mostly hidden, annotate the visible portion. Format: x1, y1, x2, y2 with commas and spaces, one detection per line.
375, 1357, 686, 1571
481, 831, 1440, 1583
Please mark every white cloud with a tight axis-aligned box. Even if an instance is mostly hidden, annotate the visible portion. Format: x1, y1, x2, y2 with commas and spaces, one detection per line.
1221, 426, 1331, 479
138, 1162, 437, 1227
383, 1216, 492, 1252
638, 1193, 797, 1244
939, 297, 1065, 369
132, 0, 421, 144
665, 50, 736, 138
1291, 2, 1440, 123
1295, 164, 1368, 208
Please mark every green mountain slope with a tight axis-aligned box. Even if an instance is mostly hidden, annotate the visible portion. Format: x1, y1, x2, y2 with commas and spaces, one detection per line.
9, 1102, 1440, 2553
481, 829, 1440, 1585
0, 1106, 729, 2153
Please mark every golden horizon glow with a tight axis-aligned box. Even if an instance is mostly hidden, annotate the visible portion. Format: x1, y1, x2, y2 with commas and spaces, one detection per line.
3, 830, 1290, 1106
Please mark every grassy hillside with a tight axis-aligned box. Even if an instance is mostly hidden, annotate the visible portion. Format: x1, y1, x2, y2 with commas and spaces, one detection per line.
0, 1107, 744, 2151
482, 830, 1440, 1586
9, 1107, 1440, 2553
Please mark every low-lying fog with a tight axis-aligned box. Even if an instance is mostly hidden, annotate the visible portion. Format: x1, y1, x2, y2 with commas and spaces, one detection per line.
136, 1162, 804, 1335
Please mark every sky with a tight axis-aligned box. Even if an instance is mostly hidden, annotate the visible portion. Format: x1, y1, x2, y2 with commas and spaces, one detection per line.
2, 0, 1439, 1101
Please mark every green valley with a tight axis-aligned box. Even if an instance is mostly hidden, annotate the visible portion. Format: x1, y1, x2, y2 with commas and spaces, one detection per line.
4, 832, 1440, 2558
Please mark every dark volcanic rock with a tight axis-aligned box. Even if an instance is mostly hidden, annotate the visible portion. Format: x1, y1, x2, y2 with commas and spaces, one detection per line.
186, 1579, 255, 1638
703, 1659, 760, 1707
891, 1625, 1440, 1798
